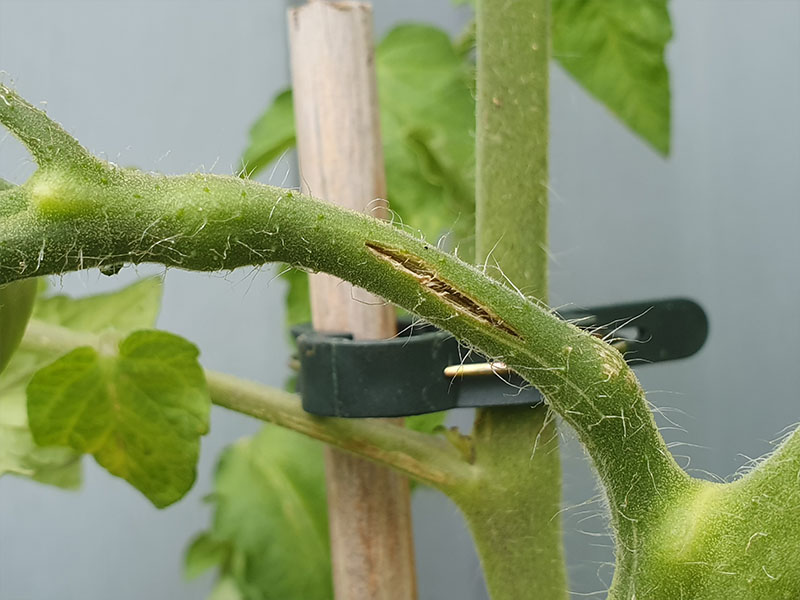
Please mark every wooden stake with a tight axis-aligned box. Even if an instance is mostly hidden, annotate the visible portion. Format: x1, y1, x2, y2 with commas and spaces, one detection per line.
288, 3, 417, 599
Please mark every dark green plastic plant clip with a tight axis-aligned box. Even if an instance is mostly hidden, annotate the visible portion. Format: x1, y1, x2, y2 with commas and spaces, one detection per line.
293, 298, 708, 418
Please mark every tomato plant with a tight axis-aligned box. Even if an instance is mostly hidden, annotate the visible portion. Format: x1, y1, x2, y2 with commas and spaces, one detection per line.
1, 1, 798, 599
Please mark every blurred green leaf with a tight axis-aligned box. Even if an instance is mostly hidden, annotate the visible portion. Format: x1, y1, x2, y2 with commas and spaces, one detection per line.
552, 0, 672, 154
241, 90, 295, 177
27, 330, 209, 508
33, 276, 163, 334
406, 411, 447, 435
0, 278, 164, 489
185, 533, 233, 580
209, 577, 245, 600
193, 425, 332, 600
377, 24, 476, 246
282, 266, 311, 329
0, 417, 81, 489
0, 279, 37, 375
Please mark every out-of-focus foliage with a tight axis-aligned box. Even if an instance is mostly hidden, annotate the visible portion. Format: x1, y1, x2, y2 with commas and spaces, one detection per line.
552, 0, 672, 154
0, 278, 163, 489
186, 426, 332, 600
27, 329, 209, 508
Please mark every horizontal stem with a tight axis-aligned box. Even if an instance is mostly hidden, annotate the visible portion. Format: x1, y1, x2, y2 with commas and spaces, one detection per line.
22, 318, 99, 352
207, 370, 473, 489
19, 319, 473, 489
1, 85, 689, 539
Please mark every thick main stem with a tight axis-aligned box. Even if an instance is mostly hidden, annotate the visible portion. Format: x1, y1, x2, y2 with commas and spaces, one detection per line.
0, 81, 690, 552
475, 1, 549, 290
464, 1, 566, 598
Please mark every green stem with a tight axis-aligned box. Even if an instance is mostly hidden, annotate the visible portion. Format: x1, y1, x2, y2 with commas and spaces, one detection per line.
1, 82, 687, 550
452, 406, 566, 600
208, 372, 473, 490
467, 1, 565, 598
19, 319, 473, 489
475, 0, 549, 296
0, 84, 95, 171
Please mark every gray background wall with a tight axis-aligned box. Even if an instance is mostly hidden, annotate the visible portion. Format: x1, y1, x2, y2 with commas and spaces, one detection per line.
0, 1, 798, 598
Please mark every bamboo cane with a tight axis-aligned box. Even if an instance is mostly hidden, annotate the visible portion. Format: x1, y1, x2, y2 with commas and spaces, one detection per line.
288, 2, 418, 599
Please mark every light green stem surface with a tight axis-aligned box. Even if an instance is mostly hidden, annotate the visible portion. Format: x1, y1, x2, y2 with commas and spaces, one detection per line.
475, 0, 549, 293
466, 1, 566, 598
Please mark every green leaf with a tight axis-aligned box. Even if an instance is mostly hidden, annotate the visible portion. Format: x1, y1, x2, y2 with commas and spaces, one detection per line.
406, 411, 447, 435
0, 277, 164, 488
190, 412, 444, 598
243, 27, 477, 245
552, 0, 672, 155
33, 276, 162, 333
209, 577, 245, 600
0, 279, 37, 375
241, 90, 296, 177
282, 266, 311, 329
185, 533, 232, 580
196, 425, 332, 600
377, 24, 476, 246
27, 330, 210, 507
0, 418, 81, 488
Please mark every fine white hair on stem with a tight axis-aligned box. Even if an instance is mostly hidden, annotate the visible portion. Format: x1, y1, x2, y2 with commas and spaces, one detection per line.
480, 235, 504, 275
530, 406, 558, 461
